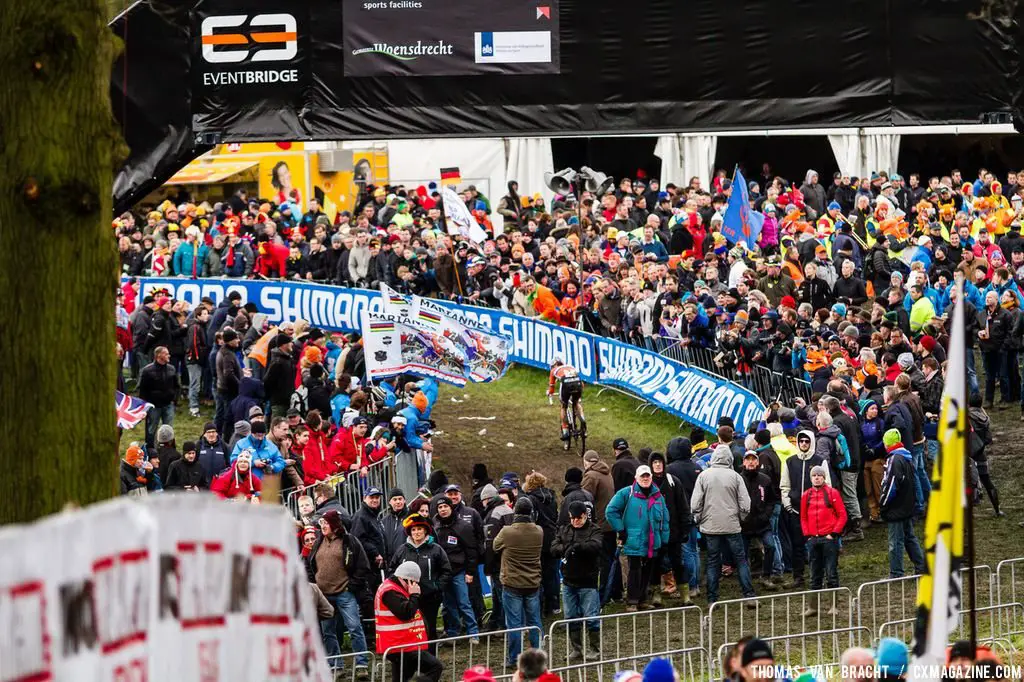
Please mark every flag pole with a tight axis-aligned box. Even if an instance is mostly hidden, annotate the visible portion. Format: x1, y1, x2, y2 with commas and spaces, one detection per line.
964, 397, 978, 657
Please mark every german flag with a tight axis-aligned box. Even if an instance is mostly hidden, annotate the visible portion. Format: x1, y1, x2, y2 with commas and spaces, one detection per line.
440, 167, 461, 188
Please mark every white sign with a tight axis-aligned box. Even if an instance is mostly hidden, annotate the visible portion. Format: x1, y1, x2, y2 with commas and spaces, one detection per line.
0, 495, 330, 682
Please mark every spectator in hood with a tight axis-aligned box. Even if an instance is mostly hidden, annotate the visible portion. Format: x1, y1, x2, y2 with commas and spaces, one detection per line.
307, 509, 371, 675
164, 441, 207, 490
648, 452, 692, 605
665, 437, 703, 600
690, 446, 756, 606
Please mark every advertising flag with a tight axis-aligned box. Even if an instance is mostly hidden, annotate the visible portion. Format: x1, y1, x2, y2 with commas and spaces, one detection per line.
721, 168, 764, 250
362, 309, 407, 379
441, 186, 488, 243
379, 282, 412, 317
414, 296, 511, 383
911, 284, 967, 674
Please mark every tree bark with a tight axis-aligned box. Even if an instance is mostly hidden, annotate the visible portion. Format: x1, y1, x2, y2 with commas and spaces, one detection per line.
0, 0, 121, 521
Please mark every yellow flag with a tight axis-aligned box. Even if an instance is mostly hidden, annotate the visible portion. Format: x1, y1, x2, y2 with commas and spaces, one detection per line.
911, 285, 967, 672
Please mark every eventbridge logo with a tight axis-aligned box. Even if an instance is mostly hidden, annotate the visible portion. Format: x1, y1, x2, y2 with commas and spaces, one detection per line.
351, 40, 454, 61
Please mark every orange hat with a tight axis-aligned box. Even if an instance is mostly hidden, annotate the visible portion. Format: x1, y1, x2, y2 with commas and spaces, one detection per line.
303, 345, 322, 363
412, 391, 428, 412
125, 445, 144, 467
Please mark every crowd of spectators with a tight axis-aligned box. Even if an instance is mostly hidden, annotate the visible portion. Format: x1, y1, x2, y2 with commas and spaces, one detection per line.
114, 163, 1023, 680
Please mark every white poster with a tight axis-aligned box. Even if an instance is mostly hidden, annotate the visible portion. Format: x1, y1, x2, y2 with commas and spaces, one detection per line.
0, 495, 330, 682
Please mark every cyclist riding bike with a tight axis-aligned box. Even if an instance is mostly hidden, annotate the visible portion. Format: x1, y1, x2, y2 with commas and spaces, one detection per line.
548, 359, 585, 446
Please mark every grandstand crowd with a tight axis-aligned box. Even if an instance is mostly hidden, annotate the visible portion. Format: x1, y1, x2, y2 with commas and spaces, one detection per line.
115, 164, 1022, 681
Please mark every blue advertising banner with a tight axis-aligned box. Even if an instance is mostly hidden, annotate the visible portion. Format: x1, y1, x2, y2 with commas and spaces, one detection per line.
135, 278, 765, 431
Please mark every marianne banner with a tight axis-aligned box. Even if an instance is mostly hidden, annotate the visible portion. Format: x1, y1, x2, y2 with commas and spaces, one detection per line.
134, 278, 766, 432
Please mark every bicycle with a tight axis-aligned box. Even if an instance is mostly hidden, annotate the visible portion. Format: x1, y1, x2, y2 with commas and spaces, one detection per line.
563, 394, 587, 454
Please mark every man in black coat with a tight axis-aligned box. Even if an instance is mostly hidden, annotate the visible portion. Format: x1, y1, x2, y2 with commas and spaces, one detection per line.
551, 501, 603, 661
380, 488, 410, 564
206, 291, 241, 346
433, 497, 481, 639
665, 436, 703, 598
649, 452, 692, 605
557, 468, 595, 527
196, 421, 228, 481
215, 329, 243, 441
741, 452, 782, 588
138, 345, 179, 450
262, 335, 296, 418
610, 437, 640, 491
443, 484, 486, 622
350, 488, 387, 579
164, 441, 208, 490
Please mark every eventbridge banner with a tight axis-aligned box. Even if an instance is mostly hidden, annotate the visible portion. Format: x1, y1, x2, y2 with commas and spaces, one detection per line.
136, 278, 766, 431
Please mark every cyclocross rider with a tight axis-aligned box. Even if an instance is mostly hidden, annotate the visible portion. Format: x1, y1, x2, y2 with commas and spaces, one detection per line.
548, 359, 586, 449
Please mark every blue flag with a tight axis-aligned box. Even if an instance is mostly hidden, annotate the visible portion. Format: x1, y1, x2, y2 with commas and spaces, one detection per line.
721, 168, 765, 250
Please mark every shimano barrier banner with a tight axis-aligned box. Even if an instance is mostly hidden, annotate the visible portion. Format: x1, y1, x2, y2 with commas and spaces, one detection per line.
135, 278, 764, 431
595, 337, 766, 436
342, 0, 559, 76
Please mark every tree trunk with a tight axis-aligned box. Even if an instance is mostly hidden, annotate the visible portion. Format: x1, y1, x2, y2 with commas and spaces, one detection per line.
0, 0, 121, 521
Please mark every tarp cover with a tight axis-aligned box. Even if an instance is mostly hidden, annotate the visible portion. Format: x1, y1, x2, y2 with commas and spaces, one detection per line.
111, 0, 1024, 211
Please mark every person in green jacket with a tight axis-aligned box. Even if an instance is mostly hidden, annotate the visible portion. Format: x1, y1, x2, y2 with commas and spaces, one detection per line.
605, 465, 670, 612
909, 285, 936, 334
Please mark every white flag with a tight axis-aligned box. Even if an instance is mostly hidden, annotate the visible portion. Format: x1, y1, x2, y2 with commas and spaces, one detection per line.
441, 186, 488, 243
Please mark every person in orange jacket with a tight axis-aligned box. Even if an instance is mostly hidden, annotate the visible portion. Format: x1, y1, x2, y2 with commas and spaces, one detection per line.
800, 465, 847, 594
519, 275, 564, 324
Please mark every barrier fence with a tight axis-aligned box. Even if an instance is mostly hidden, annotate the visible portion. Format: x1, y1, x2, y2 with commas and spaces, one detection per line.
324, 570, 1024, 682
546, 605, 705, 682
381, 627, 544, 682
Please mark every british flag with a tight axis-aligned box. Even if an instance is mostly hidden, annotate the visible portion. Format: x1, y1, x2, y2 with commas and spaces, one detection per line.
115, 391, 153, 430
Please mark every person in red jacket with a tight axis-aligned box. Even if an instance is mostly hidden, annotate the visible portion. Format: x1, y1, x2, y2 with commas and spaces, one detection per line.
302, 411, 333, 484
328, 415, 370, 473
254, 239, 289, 278
210, 450, 262, 502
800, 465, 847, 597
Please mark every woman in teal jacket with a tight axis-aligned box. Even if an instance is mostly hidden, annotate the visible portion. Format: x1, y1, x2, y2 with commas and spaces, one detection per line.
605, 465, 671, 610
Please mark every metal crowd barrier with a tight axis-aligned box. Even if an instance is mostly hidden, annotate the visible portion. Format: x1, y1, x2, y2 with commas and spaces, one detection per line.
284, 473, 346, 518
877, 603, 1024, 646
996, 558, 1024, 636
324, 652, 376, 681
381, 627, 543, 682
335, 456, 399, 516
707, 586, 856, 670
855, 566, 994, 644
715, 626, 872, 678
546, 605, 705, 681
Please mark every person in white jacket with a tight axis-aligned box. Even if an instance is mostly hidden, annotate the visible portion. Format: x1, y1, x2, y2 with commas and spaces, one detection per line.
690, 445, 756, 605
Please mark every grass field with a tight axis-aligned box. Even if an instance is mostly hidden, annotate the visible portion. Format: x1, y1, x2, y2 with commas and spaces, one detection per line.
122, 363, 1024, 599
120, 362, 1024, 675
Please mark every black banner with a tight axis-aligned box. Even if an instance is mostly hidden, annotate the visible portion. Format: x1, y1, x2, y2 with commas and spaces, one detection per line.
110, 0, 1024, 212
342, 0, 560, 76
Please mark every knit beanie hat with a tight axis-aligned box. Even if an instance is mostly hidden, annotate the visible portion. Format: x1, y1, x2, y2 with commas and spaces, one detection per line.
883, 428, 903, 450
564, 467, 584, 484
513, 497, 534, 516
642, 658, 675, 682
755, 429, 772, 446
156, 424, 174, 444
810, 465, 827, 479
413, 391, 429, 412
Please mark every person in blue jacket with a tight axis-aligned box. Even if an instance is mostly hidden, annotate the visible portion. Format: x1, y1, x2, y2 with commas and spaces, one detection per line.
229, 420, 286, 479
411, 377, 439, 419
639, 220, 669, 264
378, 377, 401, 408
982, 268, 1024, 307
604, 465, 671, 611
173, 226, 210, 278
398, 392, 432, 452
